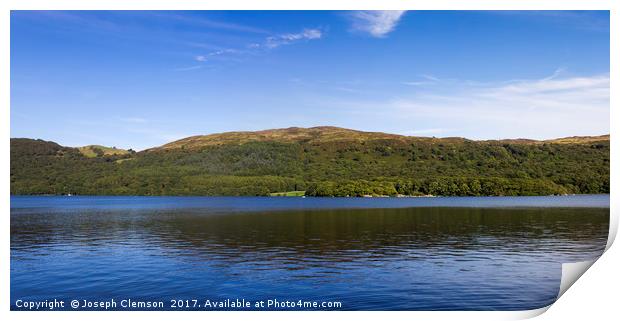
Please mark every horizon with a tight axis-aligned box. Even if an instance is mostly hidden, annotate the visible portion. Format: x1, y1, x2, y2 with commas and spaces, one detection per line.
10, 10, 610, 151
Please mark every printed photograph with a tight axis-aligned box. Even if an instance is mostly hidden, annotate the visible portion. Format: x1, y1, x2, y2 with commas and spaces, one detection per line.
10, 10, 610, 311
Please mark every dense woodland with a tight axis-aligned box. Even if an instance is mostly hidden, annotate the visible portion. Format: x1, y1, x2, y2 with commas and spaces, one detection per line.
10, 128, 610, 197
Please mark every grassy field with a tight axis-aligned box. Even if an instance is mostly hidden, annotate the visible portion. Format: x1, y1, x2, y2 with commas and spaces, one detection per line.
269, 191, 306, 197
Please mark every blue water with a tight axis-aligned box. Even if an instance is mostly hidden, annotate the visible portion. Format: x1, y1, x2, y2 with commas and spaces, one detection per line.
9, 194, 611, 211
10, 195, 609, 311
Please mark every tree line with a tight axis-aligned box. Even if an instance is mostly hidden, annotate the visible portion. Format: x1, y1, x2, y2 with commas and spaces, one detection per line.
10, 137, 610, 196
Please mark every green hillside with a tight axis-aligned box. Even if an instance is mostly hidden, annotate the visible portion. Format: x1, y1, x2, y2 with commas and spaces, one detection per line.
77, 145, 130, 158
10, 127, 610, 197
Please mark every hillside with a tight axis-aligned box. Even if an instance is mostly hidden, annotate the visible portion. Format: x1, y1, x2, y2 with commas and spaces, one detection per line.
10, 127, 610, 197
157, 127, 608, 150
156, 126, 410, 150
78, 145, 130, 158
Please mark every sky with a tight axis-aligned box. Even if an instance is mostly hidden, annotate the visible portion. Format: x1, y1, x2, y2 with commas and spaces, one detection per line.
10, 10, 610, 151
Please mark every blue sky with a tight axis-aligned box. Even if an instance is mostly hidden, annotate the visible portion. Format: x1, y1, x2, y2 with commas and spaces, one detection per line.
11, 11, 609, 150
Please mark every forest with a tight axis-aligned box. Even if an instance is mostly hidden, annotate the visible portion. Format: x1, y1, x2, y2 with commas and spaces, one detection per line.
10, 127, 610, 197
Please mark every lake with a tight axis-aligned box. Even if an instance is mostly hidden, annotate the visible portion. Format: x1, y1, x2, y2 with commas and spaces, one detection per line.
10, 195, 609, 311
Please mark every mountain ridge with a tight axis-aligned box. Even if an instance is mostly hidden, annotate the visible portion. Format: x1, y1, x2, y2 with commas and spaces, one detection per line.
11, 126, 609, 152
152, 126, 609, 151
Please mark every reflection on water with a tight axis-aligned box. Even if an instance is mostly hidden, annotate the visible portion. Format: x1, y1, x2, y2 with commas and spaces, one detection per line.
11, 196, 609, 310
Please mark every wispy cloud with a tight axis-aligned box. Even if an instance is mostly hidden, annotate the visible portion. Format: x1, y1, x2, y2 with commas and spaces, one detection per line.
194, 49, 240, 62
320, 71, 609, 139
349, 11, 406, 38
173, 65, 203, 72
262, 28, 323, 49
487, 74, 608, 99
193, 28, 323, 63
402, 74, 442, 87
393, 73, 609, 138
152, 12, 270, 34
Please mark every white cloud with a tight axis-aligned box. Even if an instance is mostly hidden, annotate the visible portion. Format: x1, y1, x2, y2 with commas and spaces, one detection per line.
194, 49, 239, 62
193, 29, 323, 63
489, 75, 609, 97
350, 11, 406, 38
390, 73, 610, 139
264, 28, 323, 49
401, 75, 442, 87
319, 72, 609, 140
174, 65, 203, 72
420, 74, 440, 82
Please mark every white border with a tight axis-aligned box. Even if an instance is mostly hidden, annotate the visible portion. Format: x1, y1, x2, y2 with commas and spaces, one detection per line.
1, 1, 616, 321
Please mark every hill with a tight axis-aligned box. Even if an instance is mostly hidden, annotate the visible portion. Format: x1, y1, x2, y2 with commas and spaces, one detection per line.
10, 127, 610, 197
155, 126, 410, 150
78, 145, 130, 158
157, 127, 608, 150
